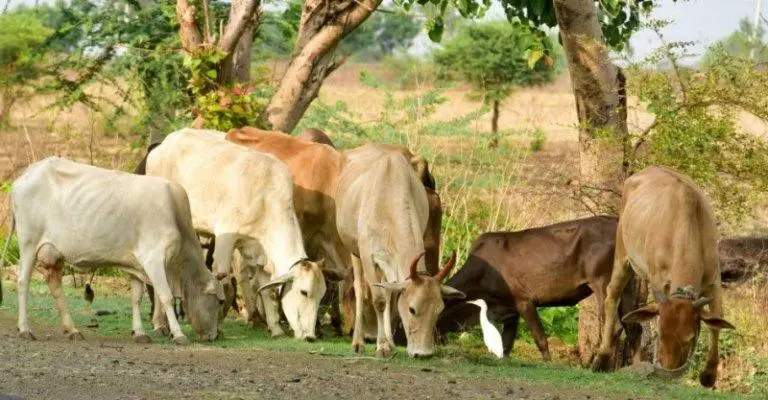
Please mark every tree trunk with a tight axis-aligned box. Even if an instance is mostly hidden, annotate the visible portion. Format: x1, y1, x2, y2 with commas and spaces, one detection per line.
553, 0, 628, 214
262, 0, 382, 133
220, 0, 259, 85
553, 0, 644, 369
488, 99, 500, 148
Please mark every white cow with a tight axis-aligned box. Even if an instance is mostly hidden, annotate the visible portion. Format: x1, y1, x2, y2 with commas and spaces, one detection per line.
145, 128, 326, 340
8, 157, 223, 344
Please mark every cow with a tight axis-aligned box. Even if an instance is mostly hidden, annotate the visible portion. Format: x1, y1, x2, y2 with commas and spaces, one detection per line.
435, 216, 640, 360
295, 134, 445, 339
145, 128, 331, 341
7, 157, 224, 344
592, 166, 735, 388
297, 128, 335, 148
224, 127, 349, 335
336, 143, 465, 358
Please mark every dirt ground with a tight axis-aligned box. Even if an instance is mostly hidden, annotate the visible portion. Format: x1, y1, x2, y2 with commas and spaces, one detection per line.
0, 312, 619, 400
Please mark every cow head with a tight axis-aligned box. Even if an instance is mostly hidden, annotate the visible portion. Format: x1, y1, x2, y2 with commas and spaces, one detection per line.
259, 259, 346, 341
186, 273, 225, 341
373, 251, 465, 357
622, 289, 734, 376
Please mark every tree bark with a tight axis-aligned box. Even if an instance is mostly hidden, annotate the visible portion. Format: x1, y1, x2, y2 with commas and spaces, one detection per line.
220, 0, 259, 85
262, 0, 382, 133
553, 0, 643, 369
489, 99, 500, 148
553, 0, 628, 214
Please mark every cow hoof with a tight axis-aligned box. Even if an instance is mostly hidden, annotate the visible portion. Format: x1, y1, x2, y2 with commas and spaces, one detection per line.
19, 331, 36, 341
172, 335, 189, 345
375, 344, 394, 358
154, 326, 170, 337
591, 354, 612, 372
699, 370, 717, 388
269, 328, 286, 338
352, 341, 365, 355
68, 331, 85, 341
133, 334, 152, 344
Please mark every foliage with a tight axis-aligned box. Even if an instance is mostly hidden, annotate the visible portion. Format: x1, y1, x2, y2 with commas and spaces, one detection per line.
397, 0, 664, 63
252, 1, 301, 62
434, 22, 558, 104
0, 8, 53, 125
530, 128, 546, 152
624, 43, 768, 223
702, 18, 768, 66
341, 11, 422, 61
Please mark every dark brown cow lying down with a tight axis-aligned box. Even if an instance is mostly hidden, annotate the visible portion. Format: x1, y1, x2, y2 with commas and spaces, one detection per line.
436, 216, 639, 360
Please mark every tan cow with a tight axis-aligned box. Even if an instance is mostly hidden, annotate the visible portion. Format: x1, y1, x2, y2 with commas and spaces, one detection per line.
592, 166, 734, 387
336, 143, 464, 357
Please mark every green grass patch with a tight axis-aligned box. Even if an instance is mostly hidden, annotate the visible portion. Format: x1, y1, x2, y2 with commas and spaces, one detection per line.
0, 278, 756, 400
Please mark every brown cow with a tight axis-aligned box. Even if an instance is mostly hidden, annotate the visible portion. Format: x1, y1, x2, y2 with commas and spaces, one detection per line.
437, 216, 633, 360
592, 166, 734, 388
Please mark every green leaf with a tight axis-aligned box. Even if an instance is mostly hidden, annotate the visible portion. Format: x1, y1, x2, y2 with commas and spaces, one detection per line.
205, 69, 218, 79
527, 50, 544, 69
427, 17, 444, 42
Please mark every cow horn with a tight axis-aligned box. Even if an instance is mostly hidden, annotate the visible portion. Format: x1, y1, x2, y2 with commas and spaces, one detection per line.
435, 251, 457, 282
693, 297, 713, 308
409, 252, 426, 281
652, 287, 667, 303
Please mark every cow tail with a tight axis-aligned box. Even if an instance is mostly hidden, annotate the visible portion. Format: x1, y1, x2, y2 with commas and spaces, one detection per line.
0, 212, 15, 305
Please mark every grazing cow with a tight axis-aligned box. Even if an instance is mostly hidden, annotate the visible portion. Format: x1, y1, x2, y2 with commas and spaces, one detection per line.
436, 216, 632, 360
592, 166, 735, 388
336, 143, 464, 357
298, 128, 335, 148
146, 128, 329, 340
225, 127, 348, 334
8, 157, 223, 343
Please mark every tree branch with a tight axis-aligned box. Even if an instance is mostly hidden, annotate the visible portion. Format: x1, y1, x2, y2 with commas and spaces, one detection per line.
202, 0, 212, 44
176, 0, 203, 52
218, 0, 260, 53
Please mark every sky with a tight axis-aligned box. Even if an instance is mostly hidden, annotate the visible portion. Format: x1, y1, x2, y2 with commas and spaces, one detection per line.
12, 0, 763, 63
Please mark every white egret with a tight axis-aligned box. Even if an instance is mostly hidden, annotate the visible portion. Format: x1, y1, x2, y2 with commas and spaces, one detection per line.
467, 299, 504, 358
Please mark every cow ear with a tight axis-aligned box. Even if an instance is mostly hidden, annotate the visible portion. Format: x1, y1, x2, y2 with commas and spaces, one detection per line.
205, 280, 225, 301
441, 285, 465, 299
702, 314, 736, 330
372, 282, 405, 293
621, 304, 660, 324
258, 273, 294, 293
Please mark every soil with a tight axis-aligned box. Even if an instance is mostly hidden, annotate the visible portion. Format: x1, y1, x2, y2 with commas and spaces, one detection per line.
0, 312, 615, 400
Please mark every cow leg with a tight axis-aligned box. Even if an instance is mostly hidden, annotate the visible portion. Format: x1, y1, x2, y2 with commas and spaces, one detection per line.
37, 244, 83, 340
142, 257, 187, 345
255, 264, 285, 337
371, 285, 394, 358
517, 301, 550, 361
146, 284, 155, 320
130, 278, 151, 343
699, 285, 725, 388
592, 257, 632, 372
351, 255, 366, 354
212, 233, 237, 280
501, 315, 520, 357
152, 289, 170, 336
17, 241, 37, 339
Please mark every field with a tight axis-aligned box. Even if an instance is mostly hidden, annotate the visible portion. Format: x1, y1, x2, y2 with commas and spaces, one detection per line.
1, 62, 767, 399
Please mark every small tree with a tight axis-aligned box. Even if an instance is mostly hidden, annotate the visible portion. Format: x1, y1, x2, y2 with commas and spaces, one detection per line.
0, 9, 52, 126
434, 22, 558, 146
702, 18, 768, 66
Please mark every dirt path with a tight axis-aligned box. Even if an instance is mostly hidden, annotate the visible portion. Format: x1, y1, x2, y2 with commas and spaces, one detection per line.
0, 312, 615, 400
